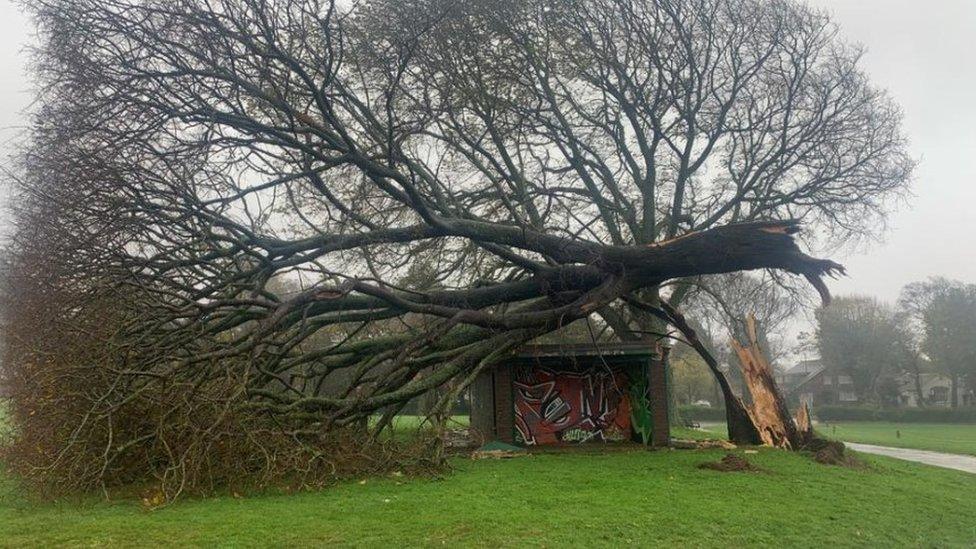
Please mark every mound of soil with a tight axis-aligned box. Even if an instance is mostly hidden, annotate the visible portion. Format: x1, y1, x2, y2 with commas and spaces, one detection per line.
698, 453, 762, 472
814, 444, 858, 467
801, 437, 837, 453
804, 438, 860, 468
801, 438, 861, 467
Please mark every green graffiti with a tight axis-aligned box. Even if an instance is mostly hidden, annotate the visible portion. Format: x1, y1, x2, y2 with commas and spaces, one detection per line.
629, 367, 653, 445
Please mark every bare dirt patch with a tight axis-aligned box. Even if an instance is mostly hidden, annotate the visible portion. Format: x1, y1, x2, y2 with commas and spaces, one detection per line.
698, 453, 763, 472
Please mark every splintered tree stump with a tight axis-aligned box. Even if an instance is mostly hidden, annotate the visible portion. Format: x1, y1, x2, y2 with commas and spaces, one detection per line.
794, 403, 814, 445
731, 314, 803, 449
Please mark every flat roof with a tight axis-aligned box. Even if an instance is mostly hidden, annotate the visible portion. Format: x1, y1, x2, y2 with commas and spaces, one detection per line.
515, 342, 660, 359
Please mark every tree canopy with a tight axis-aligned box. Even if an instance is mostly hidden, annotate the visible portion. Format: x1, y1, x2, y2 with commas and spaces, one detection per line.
901, 278, 976, 407
815, 295, 908, 404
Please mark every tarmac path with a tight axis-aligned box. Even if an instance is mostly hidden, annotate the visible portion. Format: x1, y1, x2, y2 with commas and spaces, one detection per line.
845, 442, 976, 474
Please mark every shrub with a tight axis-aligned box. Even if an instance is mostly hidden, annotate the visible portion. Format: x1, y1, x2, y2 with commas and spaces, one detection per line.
0, 270, 440, 502
678, 405, 727, 422
2, 338, 440, 501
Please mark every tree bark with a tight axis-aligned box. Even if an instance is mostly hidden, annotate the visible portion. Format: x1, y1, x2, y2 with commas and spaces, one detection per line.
951, 374, 960, 408
730, 315, 805, 449
911, 354, 926, 408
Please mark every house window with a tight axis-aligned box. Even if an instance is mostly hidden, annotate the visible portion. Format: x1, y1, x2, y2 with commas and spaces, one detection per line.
837, 375, 853, 385
839, 391, 857, 402
823, 376, 832, 385
930, 386, 949, 404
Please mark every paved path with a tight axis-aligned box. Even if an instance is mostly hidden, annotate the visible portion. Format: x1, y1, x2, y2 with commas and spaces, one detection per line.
845, 442, 976, 474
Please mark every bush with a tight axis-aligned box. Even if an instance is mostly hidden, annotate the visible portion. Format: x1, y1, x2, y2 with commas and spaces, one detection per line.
678, 405, 726, 422
0, 275, 440, 502
814, 405, 976, 424
2, 339, 439, 501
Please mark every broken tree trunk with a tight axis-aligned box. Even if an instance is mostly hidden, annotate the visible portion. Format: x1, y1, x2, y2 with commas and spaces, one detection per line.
625, 299, 815, 448
657, 302, 763, 446
730, 314, 803, 449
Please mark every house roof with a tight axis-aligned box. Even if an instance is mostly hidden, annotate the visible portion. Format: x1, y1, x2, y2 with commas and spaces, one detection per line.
783, 358, 823, 376
782, 359, 826, 394
515, 342, 661, 360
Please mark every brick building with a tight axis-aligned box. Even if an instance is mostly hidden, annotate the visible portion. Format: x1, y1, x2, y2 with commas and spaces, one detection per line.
775, 359, 857, 407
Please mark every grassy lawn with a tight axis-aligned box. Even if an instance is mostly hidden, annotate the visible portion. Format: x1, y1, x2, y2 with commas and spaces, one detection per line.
670, 426, 724, 440
672, 419, 976, 456
819, 421, 976, 456
3, 448, 976, 547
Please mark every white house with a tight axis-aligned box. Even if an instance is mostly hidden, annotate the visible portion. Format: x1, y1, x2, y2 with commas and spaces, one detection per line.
896, 373, 973, 408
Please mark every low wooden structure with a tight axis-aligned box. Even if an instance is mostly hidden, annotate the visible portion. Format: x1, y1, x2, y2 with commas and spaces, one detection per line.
470, 343, 671, 447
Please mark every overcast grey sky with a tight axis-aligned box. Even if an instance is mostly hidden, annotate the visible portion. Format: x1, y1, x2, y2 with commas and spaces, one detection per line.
0, 0, 974, 303
806, 0, 976, 301
0, 1, 30, 239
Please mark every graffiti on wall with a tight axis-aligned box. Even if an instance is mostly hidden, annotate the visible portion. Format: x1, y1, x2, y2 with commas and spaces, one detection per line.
512, 364, 635, 445
628, 371, 653, 445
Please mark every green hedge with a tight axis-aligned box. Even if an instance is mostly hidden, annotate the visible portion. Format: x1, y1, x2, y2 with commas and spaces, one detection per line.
814, 405, 976, 424
677, 404, 976, 424
677, 405, 726, 422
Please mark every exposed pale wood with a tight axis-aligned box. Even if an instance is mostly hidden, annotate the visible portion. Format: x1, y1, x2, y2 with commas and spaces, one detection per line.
731, 314, 801, 449
795, 403, 813, 444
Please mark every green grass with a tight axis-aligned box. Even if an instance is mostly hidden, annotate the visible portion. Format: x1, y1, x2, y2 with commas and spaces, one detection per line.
670, 426, 723, 440
3, 448, 976, 547
681, 419, 976, 456
820, 421, 976, 456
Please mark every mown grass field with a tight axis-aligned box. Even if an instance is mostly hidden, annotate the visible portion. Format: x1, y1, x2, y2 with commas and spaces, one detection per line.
684, 419, 976, 455
819, 421, 976, 456
3, 447, 976, 547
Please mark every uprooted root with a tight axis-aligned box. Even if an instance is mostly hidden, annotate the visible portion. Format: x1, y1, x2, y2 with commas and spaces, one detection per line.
803, 438, 861, 468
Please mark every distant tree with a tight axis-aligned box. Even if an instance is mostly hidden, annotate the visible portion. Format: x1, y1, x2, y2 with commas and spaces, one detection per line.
684, 272, 800, 374
671, 344, 718, 406
896, 284, 934, 407
901, 278, 976, 408
816, 296, 907, 404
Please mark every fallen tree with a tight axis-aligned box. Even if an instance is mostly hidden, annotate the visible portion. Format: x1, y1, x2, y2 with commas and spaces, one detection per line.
2, 0, 910, 496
